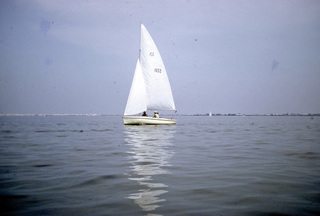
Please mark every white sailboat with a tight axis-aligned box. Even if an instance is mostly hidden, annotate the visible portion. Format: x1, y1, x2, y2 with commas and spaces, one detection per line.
123, 24, 177, 125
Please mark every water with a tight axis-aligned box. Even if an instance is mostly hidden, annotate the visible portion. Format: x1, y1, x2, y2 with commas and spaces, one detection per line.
1, 115, 319, 216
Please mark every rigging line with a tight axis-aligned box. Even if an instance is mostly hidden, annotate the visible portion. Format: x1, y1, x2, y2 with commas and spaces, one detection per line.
171, 110, 177, 119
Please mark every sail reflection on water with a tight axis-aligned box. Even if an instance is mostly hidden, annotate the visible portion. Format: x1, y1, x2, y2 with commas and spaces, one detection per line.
124, 125, 175, 213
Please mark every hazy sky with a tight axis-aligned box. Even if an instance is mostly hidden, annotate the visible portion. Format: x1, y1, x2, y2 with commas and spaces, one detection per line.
1, 0, 319, 115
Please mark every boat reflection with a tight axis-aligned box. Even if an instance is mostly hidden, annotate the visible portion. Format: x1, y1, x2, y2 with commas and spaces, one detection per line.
124, 125, 175, 214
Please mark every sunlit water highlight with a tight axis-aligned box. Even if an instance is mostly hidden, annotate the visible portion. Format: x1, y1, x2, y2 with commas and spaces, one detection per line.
0, 115, 319, 215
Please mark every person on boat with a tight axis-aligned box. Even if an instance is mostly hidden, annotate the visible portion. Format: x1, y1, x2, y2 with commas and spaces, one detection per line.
142, 111, 148, 117
153, 111, 159, 118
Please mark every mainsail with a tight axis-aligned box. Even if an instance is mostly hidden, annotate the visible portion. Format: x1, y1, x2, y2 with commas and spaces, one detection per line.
124, 24, 176, 116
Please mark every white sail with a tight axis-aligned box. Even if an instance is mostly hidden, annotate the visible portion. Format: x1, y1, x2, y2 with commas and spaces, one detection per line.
139, 24, 176, 111
123, 24, 176, 120
124, 59, 147, 116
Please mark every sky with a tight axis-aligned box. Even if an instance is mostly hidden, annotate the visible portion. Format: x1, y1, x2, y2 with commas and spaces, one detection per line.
0, 0, 320, 115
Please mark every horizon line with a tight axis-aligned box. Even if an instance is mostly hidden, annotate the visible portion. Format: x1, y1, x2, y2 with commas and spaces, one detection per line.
0, 113, 319, 117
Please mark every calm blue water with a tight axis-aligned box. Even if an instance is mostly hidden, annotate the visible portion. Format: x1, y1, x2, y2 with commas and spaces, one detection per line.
1, 115, 320, 215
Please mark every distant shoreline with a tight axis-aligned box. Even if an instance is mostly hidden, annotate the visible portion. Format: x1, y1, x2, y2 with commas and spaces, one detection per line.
0, 113, 319, 117
185, 113, 320, 117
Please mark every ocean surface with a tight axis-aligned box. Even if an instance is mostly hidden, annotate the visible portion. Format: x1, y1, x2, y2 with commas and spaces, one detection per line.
0, 115, 320, 216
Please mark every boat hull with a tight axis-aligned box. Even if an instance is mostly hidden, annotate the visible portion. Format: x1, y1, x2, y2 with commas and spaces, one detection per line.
123, 116, 177, 125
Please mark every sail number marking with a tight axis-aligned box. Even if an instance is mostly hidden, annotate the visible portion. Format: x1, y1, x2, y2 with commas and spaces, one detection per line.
154, 68, 162, 73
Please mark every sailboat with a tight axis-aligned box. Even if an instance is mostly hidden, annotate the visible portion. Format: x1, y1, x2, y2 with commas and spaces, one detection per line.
123, 24, 177, 125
